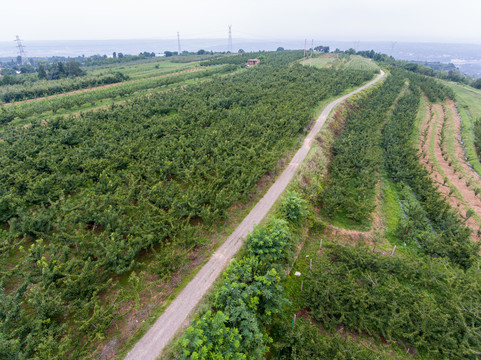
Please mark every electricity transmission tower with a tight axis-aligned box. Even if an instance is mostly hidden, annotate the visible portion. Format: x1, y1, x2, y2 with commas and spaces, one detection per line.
15, 35, 27, 64
353, 40, 360, 52
177, 32, 181, 54
390, 41, 397, 57
228, 25, 232, 52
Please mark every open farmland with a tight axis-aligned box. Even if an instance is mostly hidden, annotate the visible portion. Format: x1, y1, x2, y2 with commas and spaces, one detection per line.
85, 58, 199, 80
0, 51, 377, 359
302, 53, 380, 73
167, 59, 481, 360
2, 46, 481, 360
0, 59, 237, 132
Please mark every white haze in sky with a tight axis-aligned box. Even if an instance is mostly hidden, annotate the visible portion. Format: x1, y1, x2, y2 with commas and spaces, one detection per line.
1, 0, 480, 44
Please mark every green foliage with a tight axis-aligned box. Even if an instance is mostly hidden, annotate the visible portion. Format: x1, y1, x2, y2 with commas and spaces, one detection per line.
280, 192, 307, 223
404, 70, 455, 102
473, 118, 481, 157
472, 78, 481, 90
304, 243, 481, 359
0, 65, 235, 124
0, 57, 371, 357
0, 72, 128, 103
382, 74, 478, 268
179, 311, 246, 360
322, 74, 405, 223
274, 318, 392, 360
247, 219, 290, 260
212, 257, 284, 357
178, 242, 288, 359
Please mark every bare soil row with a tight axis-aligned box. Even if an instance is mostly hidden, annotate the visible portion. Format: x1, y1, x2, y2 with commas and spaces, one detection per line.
418, 100, 481, 236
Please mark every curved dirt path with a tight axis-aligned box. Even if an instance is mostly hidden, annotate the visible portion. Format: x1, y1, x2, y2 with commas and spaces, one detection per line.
124, 70, 385, 360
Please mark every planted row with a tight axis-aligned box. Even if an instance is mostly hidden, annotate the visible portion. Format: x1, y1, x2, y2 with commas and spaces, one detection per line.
321, 73, 404, 223
0, 72, 129, 103
383, 75, 478, 268
304, 243, 481, 359
0, 65, 236, 125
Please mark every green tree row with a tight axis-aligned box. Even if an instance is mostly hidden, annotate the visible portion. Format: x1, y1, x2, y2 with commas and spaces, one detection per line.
321, 73, 405, 223
303, 243, 481, 359
383, 71, 478, 268
0, 65, 236, 125
0, 72, 128, 103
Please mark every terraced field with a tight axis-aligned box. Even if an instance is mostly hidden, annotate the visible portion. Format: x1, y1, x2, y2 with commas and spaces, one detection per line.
417, 98, 481, 235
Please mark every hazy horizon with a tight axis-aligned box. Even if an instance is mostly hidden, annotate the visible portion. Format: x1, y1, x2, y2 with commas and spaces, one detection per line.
1, 0, 480, 44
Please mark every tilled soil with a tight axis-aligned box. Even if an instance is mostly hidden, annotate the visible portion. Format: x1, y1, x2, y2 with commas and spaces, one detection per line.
419, 102, 480, 236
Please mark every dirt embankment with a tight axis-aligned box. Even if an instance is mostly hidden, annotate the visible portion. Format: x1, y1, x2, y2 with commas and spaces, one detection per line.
418, 101, 480, 236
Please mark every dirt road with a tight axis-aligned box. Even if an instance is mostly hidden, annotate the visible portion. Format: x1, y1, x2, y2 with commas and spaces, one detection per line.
124, 70, 385, 360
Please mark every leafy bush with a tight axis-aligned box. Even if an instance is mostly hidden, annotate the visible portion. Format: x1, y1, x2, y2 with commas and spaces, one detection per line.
279, 192, 307, 223
322, 74, 404, 223
247, 219, 290, 260
179, 311, 245, 360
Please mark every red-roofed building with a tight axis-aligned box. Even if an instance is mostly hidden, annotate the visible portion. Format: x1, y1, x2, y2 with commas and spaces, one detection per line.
247, 59, 260, 66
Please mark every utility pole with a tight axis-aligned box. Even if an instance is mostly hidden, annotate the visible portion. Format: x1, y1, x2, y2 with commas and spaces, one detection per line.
14, 35, 27, 64
390, 41, 397, 57
310, 39, 314, 58
353, 40, 360, 52
228, 25, 232, 52
177, 32, 181, 54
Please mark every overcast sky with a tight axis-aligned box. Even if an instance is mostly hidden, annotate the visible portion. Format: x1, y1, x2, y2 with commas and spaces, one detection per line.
1, 0, 480, 44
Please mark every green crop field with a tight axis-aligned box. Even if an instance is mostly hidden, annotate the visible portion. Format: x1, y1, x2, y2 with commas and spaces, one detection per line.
2, 48, 480, 360
0, 50, 377, 359
86, 59, 197, 80
302, 53, 380, 73
300, 53, 338, 68
345, 54, 380, 72
0, 64, 237, 133
168, 61, 481, 360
